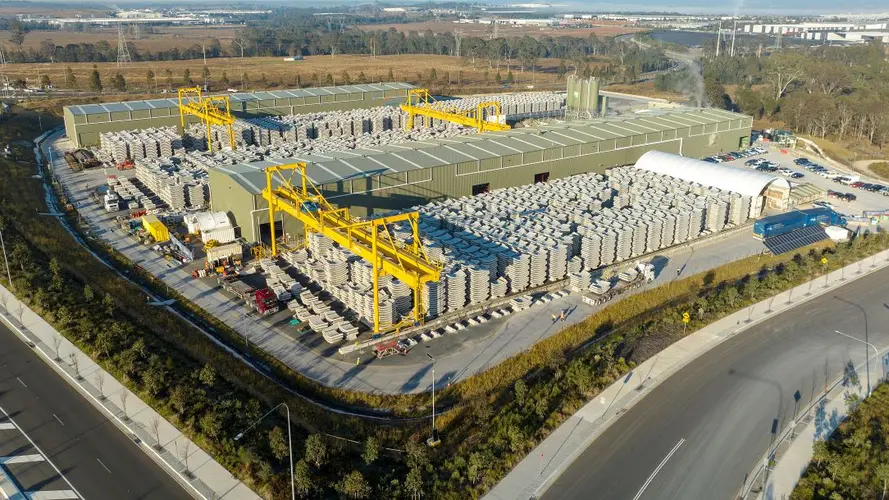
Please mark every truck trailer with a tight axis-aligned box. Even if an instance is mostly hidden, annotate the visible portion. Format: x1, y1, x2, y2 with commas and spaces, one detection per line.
753, 207, 844, 239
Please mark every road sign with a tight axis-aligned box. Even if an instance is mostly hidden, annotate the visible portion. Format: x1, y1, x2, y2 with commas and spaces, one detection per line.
682, 312, 690, 324
821, 257, 828, 265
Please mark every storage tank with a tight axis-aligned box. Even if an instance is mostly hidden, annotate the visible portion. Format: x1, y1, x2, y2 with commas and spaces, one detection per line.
566, 75, 599, 118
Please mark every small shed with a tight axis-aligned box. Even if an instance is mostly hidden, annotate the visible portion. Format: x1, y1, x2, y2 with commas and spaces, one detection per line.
141, 214, 169, 243
185, 211, 236, 244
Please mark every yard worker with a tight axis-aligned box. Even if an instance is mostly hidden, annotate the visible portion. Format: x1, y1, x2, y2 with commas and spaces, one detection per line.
560, 310, 566, 322
551, 313, 558, 323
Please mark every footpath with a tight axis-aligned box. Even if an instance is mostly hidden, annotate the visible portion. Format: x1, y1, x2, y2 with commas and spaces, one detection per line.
485, 248, 889, 500
0, 284, 261, 500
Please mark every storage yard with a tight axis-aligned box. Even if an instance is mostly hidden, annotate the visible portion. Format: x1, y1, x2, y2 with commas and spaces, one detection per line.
60, 77, 867, 391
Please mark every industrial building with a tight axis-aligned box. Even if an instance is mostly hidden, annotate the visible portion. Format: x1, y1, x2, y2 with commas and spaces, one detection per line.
63, 82, 417, 148
209, 108, 752, 243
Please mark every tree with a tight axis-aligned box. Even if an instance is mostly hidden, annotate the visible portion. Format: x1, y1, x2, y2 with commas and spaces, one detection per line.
341, 70, 351, 85
165, 69, 173, 88
83, 284, 94, 301
221, 71, 229, 86
201, 66, 210, 86
89, 68, 103, 92
8, 20, 28, 48
506, 70, 514, 84
198, 364, 216, 386
39, 39, 56, 62
405, 437, 428, 470
183, 69, 192, 85
357, 71, 366, 84
269, 426, 289, 461
324, 73, 334, 85
39, 74, 51, 90
111, 73, 126, 92
102, 293, 114, 316
339, 470, 371, 499
362, 436, 379, 465
405, 467, 423, 500
64, 67, 77, 89
146, 69, 154, 86
387, 68, 394, 81
764, 52, 807, 100
149, 414, 162, 449
514, 379, 528, 407
467, 451, 487, 484
304, 434, 327, 468
428, 68, 437, 83
556, 60, 567, 79
293, 460, 313, 497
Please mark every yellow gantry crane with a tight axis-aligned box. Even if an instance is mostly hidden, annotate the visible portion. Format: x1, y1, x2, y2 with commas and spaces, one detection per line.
262, 163, 442, 334
401, 88, 511, 133
177, 87, 236, 152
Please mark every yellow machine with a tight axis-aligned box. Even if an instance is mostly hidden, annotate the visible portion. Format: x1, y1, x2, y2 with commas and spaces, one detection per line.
177, 87, 236, 152
262, 163, 442, 334
401, 88, 511, 133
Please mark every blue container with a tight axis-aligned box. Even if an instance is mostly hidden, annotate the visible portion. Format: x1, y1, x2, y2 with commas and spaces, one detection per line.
753, 208, 840, 239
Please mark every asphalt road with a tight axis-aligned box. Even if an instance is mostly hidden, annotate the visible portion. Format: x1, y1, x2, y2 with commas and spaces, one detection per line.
0, 321, 192, 500
543, 265, 889, 500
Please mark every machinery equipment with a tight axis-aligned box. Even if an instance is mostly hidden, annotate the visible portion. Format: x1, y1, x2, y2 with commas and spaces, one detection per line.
582, 261, 655, 306
401, 88, 511, 133
177, 87, 236, 152
262, 163, 442, 334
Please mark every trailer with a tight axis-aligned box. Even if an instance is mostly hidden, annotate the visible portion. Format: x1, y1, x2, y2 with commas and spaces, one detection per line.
753, 208, 844, 239
374, 340, 408, 359
582, 261, 655, 307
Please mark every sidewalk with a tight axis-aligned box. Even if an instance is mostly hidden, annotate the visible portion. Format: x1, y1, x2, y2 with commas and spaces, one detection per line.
0, 284, 261, 500
741, 347, 889, 499
485, 248, 889, 500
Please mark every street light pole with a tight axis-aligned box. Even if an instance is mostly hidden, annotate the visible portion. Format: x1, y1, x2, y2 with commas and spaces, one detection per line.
234, 402, 294, 500
426, 353, 439, 446
0, 228, 12, 288
835, 330, 881, 397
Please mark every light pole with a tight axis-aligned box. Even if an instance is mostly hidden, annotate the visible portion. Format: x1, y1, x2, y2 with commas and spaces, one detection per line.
0, 227, 11, 288
835, 330, 881, 397
426, 353, 440, 446
234, 402, 294, 500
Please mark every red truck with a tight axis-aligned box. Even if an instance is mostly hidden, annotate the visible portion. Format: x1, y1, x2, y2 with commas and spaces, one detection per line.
254, 288, 279, 316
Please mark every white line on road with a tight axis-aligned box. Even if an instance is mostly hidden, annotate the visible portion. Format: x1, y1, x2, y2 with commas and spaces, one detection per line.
633, 438, 686, 500
53, 414, 65, 426
0, 404, 83, 499
96, 457, 112, 474
0, 422, 15, 430
17, 377, 27, 387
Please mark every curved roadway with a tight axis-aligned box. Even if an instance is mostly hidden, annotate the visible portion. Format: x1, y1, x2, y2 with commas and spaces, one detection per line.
543, 266, 889, 500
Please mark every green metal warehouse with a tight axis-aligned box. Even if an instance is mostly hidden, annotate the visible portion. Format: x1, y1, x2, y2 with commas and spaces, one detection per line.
62, 82, 416, 148
208, 108, 752, 244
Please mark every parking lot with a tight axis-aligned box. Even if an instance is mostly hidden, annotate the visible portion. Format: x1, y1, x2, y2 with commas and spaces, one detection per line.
710, 146, 889, 217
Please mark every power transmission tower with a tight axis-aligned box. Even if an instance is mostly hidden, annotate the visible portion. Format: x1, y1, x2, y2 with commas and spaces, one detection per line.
0, 46, 7, 97
117, 23, 132, 67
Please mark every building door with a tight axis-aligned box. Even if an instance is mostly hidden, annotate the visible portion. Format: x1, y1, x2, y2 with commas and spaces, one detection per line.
534, 172, 550, 184
472, 183, 490, 196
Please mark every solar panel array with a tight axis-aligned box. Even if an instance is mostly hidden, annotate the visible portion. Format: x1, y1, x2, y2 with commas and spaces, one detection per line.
763, 225, 829, 255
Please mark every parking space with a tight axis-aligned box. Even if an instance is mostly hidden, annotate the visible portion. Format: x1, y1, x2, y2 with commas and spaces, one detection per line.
709, 147, 889, 215
0, 412, 80, 499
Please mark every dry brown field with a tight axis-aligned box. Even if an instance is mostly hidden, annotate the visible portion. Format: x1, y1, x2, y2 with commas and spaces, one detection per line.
0, 4, 107, 17
356, 20, 645, 39
0, 26, 240, 53
2, 54, 577, 95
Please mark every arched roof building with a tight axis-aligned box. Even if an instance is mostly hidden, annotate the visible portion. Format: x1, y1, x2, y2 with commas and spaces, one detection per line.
633, 151, 790, 197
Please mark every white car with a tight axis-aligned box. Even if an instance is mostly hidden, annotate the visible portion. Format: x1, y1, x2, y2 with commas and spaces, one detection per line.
778, 168, 794, 176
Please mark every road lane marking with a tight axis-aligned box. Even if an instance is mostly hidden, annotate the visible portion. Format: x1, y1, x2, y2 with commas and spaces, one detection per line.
53, 414, 65, 426
633, 438, 686, 500
96, 458, 112, 474
17, 377, 27, 387
0, 405, 83, 499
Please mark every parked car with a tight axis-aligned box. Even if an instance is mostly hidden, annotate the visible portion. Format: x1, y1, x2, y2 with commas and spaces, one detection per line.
703, 157, 719, 163
881, 187, 889, 196
778, 168, 795, 176
745, 158, 764, 166
842, 193, 857, 201
814, 201, 837, 210
790, 172, 805, 179
850, 181, 866, 188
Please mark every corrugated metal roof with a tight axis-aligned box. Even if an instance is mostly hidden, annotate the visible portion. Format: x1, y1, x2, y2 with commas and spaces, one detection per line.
66, 82, 415, 116
217, 109, 750, 193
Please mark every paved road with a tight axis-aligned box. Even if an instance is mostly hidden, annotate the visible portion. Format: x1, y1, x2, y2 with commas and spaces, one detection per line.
0, 321, 192, 500
542, 266, 889, 500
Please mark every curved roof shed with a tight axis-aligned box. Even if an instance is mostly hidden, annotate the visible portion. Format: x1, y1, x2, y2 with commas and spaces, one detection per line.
633, 151, 789, 197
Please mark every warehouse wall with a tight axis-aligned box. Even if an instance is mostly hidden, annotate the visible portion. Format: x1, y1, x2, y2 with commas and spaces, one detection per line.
64, 88, 412, 148
223, 124, 749, 243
